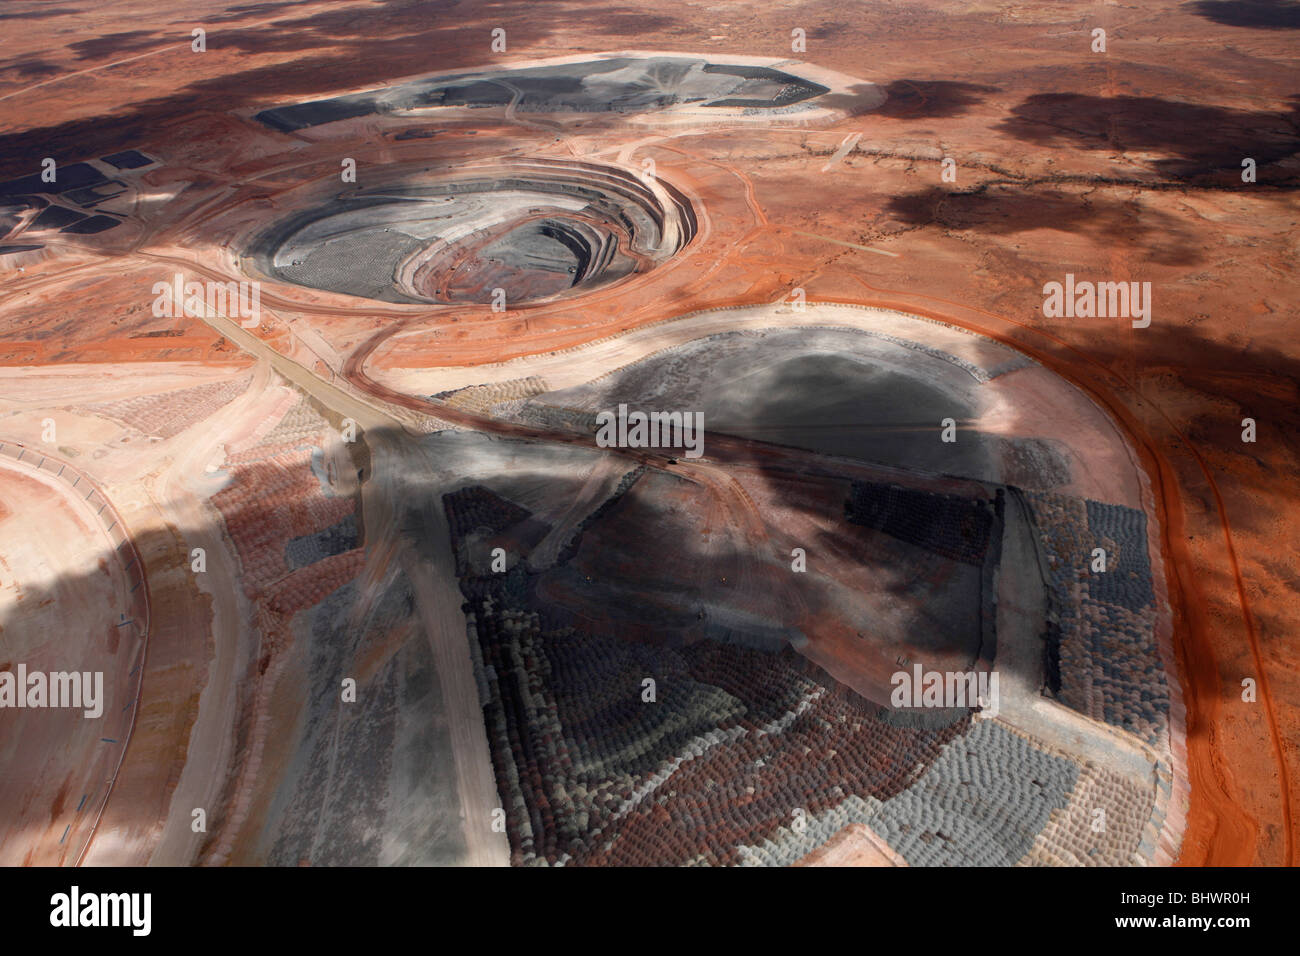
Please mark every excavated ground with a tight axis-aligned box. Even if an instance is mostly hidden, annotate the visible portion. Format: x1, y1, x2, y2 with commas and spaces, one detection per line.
0, 0, 1293, 867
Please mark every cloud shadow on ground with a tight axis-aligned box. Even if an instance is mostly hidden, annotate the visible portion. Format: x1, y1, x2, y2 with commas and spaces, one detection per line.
1186, 0, 1300, 28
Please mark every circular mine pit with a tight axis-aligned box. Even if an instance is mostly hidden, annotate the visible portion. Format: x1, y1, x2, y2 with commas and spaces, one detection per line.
248, 159, 696, 306
250, 54, 875, 133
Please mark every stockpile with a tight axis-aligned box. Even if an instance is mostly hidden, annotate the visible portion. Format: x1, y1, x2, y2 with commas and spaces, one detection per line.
260, 399, 331, 449
285, 514, 359, 570
1083, 500, 1156, 610
211, 398, 363, 633
845, 480, 993, 566
268, 550, 367, 616
511, 402, 601, 435
443, 485, 532, 539
463, 585, 969, 866
441, 376, 548, 416
870, 719, 1078, 866
213, 451, 321, 594
445, 481, 1118, 867
80, 373, 252, 438
554, 466, 644, 565
441, 485, 534, 577
734, 794, 885, 866
1026, 491, 1168, 745
1019, 759, 1154, 866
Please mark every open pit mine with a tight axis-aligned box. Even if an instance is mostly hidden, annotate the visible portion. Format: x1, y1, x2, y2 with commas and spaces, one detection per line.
0, 1, 1295, 877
